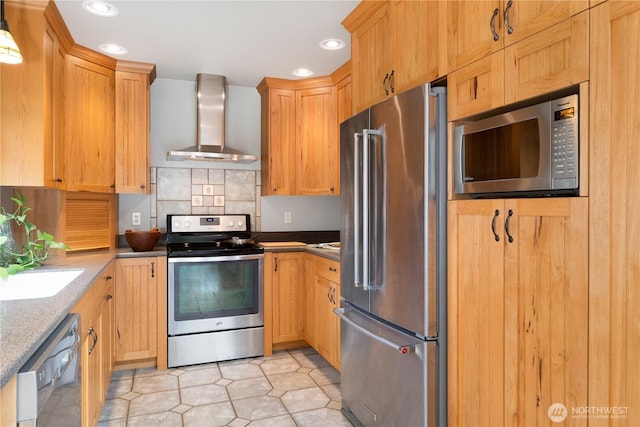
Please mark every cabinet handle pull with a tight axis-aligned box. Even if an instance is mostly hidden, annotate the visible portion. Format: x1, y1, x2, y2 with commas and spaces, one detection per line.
490, 8, 500, 41
505, 209, 514, 243
140, 184, 146, 189
54, 178, 63, 183
504, 0, 514, 35
117, 328, 121, 339
329, 266, 337, 272
104, 275, 112, 281
383, 73, 390, 96
491, 209, 500, 242
104, 294, 112, 301
88, 327, 98, 354
389, 70, 395, 94
274, 257, 278, 272
151, 262, 155, 278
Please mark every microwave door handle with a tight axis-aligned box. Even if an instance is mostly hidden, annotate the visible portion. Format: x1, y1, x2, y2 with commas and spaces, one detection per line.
354, 131, 363, 288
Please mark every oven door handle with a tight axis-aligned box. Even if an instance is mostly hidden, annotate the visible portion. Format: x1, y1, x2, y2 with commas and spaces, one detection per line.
167, 254, 265, 263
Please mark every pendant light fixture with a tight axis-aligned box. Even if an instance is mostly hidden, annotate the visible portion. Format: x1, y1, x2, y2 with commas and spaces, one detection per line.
0, 0, 23, 64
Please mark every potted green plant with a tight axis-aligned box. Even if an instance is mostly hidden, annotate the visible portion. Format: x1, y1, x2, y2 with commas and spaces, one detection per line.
0, 194, 69, 280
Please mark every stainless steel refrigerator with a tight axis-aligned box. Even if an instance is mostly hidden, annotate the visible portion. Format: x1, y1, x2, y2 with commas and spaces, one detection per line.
336, 83, 447, 427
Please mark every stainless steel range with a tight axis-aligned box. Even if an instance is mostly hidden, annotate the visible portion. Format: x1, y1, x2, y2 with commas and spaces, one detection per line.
166, 214, 264, 367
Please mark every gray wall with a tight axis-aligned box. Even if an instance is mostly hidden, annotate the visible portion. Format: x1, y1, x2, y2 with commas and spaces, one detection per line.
118, 78, 340, 233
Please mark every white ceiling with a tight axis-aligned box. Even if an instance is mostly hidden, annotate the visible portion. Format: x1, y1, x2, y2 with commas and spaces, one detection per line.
54, 0, 358, 87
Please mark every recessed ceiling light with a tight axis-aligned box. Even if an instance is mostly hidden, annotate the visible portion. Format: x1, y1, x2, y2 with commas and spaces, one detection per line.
99, 43, 128, 55
82, 0, 119, 17
319, 39, 346, 50
293, 68, 314, 77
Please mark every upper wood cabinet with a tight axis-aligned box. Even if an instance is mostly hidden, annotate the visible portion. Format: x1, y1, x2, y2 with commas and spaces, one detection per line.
257, 69, 349, 196
65, 53, 116, 192
343, 0, 446, 113
447, 0, 589, 73
0, 1, 71, 188
448, 9, 589, 121
448, 197, 588, 425
115, 63, 156, 194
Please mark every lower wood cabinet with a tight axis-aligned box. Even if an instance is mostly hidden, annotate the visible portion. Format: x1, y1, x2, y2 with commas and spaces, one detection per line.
114, 256, 167, 369
71, 261, 115, 427
266, 252, 305, 345
0, 375, 17, 427
448, 197, 588, 426
265, 251, 341, 370
309, 255, 341, 371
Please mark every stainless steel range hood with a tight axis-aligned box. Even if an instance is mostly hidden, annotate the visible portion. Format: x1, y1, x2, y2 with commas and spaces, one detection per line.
167, 74, 258, 163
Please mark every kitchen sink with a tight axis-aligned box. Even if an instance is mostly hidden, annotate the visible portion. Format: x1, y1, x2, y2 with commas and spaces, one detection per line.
308, 242, 341, 252
0, 269, 84, 301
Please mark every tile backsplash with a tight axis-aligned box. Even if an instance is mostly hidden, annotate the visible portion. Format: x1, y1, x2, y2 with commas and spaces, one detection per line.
150, 167, 261, 232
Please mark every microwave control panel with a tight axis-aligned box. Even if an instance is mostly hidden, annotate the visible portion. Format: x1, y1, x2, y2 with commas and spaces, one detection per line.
550, 95, 578, 190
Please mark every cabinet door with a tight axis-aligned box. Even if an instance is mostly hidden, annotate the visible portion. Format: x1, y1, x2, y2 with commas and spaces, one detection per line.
65, 55, 115, 192
448, 51, 504, 121
303, 254, 317, 347
447, 199, 505, 427
393, 0, 446, 93
44, 22, 66, 189
82, 311, 103, 427
272, 252, 304, 343
349, 2, 393, 113
502, 0, 589, 47
296, 86, 338, 195
262, 88, 296, 195
314, 276, 335, 364
503, 198, 588, 425
504, 11, 588, 104
115, 71, 150, 193
115, 257, 158, 361
447, 0, 503, 72
590, 1, 640, 414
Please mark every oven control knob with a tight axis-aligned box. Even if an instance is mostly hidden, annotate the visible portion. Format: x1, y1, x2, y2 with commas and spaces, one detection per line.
184, 221, 191, 229
228, 221, 235, 228
237, 220, 244, 227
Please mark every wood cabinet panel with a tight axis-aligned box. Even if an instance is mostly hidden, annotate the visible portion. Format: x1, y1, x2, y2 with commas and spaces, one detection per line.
115, 258, 158, 362
0, 3, 67, 188
65, 55, 115, 192
260, 87, 296, 195
589, 0, 640, 416
504, 11, 589, 104
303, 254, 317, 347
348, 2, 392, 113
271, 252, 305, 343
296, 86, 337, 195
0, 376, 17, 427
344, 1, 446, 113
448, 198, 588, 425
115, 69, 151, 193
447, 52, 504, 122
72, 262, 115, 427
258, 75, 343, 196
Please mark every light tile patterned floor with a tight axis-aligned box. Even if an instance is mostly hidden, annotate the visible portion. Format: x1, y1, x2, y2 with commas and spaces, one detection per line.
98, 347, 352, 427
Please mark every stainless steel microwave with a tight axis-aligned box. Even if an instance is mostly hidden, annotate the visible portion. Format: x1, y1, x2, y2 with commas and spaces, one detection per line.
454, 94, 579, 197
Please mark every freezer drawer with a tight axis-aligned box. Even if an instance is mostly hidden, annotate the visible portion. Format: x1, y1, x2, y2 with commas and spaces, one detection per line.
337, 306, 436, 427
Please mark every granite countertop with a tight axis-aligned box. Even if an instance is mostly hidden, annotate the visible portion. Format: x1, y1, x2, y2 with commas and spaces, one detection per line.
0, 240, 338, 389
258, 242, 340, 262
0, 248, 165, 389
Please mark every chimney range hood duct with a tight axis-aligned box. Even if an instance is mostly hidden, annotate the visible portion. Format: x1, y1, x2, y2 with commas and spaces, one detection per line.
167, 74, 258, 163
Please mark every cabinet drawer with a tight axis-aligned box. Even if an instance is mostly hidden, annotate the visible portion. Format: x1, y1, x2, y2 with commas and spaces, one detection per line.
314, 257, 340, 282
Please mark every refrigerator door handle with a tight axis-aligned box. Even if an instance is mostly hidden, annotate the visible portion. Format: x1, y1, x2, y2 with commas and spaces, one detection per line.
362, 128, 383, 291
335, 308, 417, 355
353, 131, 363, 288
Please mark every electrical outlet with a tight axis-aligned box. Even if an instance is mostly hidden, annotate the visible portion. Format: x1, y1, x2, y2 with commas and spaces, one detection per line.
132, 212, 141, 226
284, 211, 292, 224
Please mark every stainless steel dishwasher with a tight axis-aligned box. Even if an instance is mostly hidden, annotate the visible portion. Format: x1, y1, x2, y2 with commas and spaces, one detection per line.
17, 313, 81, 426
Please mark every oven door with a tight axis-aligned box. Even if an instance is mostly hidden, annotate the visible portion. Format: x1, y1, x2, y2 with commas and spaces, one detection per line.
168, 254, 264, 336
